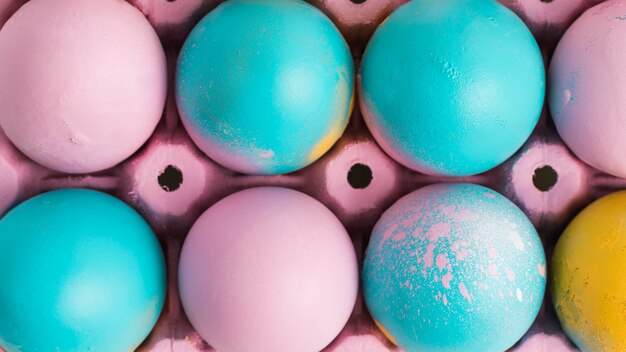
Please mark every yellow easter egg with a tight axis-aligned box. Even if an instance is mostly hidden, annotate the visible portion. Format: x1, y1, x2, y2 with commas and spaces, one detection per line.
552, 190, 626, 351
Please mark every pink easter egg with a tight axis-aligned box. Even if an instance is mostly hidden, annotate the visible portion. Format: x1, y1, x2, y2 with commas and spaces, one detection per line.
0, 0, 166, 173
178, 187, 359, 352
549, 0, 626, 178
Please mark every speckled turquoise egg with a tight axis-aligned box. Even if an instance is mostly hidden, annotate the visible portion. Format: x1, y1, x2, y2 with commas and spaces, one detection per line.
363, 183, 545, 352
176, 0, 354, 175
359, 0, 544, 176
0, 189, 166, 352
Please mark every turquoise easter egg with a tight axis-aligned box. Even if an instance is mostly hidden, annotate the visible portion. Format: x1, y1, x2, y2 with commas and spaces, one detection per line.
176, 0, 354, 175
359, 0, 544, 176
0, 189, 166, 352
363, 183, 545, 352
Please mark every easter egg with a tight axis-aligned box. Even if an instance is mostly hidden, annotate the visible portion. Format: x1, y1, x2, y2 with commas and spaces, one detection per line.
179, 187, 358, 352
0, 0, 166, 173
363, 183, 546, 351
176, 0, 354, 175
551, 190, 626, 351
549, 0, 626, 178
359, 0, 545, 176
0, 189, 166, 352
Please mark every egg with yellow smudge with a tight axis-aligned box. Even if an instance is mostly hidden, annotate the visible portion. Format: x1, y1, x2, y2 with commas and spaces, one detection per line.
552, 190, 626, 352
176, 0, 353, 175
363, 183, 545, 352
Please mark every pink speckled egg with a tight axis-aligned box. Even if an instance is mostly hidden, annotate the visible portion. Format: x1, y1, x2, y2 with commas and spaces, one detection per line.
178, 187, 359, 352
549, 0, 626, 178
0, 0, 166, 174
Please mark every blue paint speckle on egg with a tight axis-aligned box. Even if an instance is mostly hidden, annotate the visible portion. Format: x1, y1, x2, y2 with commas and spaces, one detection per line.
0, 189, 166, 352
363, 183, 546, 352
359, 0, 545, 176
176, 0, 354, 175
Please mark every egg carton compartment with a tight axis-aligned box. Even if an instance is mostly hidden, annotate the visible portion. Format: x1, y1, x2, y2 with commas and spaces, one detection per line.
0, 0, 618, 351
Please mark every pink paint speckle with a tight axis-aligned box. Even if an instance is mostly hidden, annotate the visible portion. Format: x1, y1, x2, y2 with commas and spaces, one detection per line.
442, 272, 453, 289
452, 240, 469, 261
379, 223, 398, 248
436, 254, 448, 271
423, 243, 435, 268
459, 282, 472, 304
484, 192, 496, 199
538, 264, 546, 277
426, 223, 451, 242
392, 230, 406, 242
409, 226, 423, 237
487, 247, 498, 258
401, 216, 416, 228
505, 268, 516, 282
487, 264, 499, 277
400, 209, 423, 228
441, 205, 479, 221
443, 294, 448, 306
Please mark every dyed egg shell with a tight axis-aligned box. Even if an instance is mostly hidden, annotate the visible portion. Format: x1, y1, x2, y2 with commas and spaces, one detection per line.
176, 0, 354, 175
552, 190, 626, 351
549, 1, 626, 178
363, 183, 546, 351
179, 187, 358, 352
0, 189, 166, 352
0, 0, 166, 174
359, 0, 544, 176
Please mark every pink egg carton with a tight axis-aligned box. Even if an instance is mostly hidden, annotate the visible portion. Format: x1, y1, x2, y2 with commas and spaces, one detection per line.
0, 0, 617, 351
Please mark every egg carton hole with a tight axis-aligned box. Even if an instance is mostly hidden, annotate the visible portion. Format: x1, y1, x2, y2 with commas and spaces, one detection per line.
347, 163, 373, 189
533, 165, 558, 192
158, 165, 184, 192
